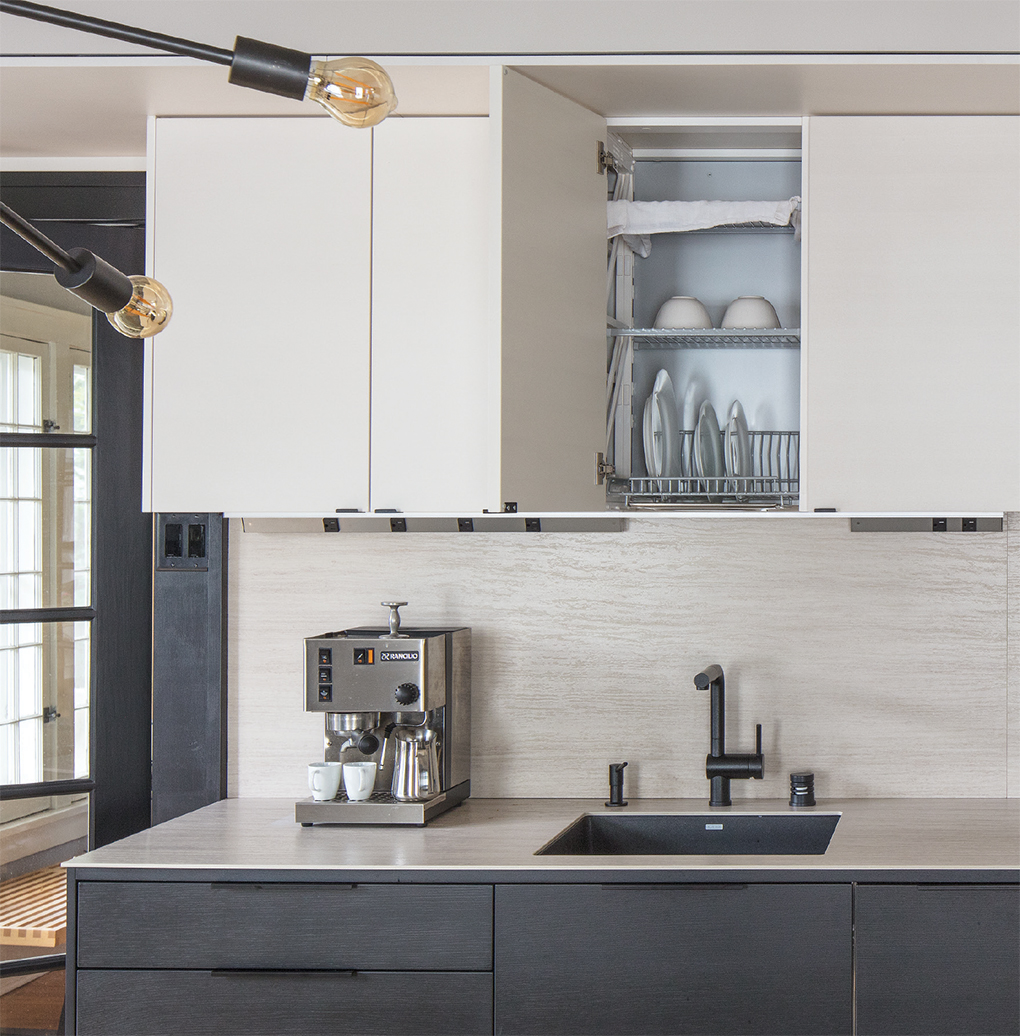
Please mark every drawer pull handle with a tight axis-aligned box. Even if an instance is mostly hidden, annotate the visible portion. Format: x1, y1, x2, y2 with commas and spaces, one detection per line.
601, 883, 748, 892
916, 884, 1017, 892
209, 883, 358, 892
210, 969, 359, 977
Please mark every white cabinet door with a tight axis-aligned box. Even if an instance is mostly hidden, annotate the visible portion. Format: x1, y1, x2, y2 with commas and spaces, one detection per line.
803, 116, 1020, 512
147, 118, 372, 513
369, 117, 493, 513
496, 69, 608, 512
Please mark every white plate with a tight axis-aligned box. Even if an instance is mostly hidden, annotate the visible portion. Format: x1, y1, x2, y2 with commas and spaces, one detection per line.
725, 400, 752, 478
681, 375, 705, 432
651, 370, 680, 477
642, 395, 656, 477
694, 400, 724, 500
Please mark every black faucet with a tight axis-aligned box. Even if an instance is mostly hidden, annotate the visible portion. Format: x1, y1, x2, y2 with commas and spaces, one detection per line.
693, 664, 764, 807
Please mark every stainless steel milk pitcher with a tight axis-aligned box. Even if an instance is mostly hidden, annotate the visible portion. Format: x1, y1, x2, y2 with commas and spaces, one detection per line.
391, 725, 441, 802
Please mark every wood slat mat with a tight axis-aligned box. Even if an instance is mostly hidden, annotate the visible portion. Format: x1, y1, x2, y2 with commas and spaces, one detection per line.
0, 866, 66, 948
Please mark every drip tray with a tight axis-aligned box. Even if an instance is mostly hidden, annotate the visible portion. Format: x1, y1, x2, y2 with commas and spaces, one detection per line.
295, 782, 469, 826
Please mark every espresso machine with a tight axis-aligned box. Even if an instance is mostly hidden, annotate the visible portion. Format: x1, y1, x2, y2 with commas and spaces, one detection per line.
295, 602, 470, 825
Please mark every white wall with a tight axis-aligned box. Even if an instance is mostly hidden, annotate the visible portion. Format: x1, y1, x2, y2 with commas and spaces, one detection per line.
229, 513, 1018, 802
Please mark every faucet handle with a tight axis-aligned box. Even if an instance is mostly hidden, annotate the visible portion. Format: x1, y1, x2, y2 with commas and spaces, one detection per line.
755, 723, 762, 756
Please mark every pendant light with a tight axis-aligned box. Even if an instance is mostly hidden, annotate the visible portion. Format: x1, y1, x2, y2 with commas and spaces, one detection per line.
0, 2, 400, 330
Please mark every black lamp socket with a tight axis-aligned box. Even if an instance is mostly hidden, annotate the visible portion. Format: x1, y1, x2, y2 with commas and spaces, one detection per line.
229, 36, 312, 99
53, 248, 133, 313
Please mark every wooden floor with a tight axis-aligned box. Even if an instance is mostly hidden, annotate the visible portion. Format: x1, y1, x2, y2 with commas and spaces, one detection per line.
0, 968, 65, 1035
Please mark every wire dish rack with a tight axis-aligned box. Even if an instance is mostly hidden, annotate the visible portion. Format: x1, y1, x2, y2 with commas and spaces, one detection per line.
608, 430, 800, 509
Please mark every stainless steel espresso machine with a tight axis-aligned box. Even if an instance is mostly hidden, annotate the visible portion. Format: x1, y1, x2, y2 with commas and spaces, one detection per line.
295, 602, 470, 826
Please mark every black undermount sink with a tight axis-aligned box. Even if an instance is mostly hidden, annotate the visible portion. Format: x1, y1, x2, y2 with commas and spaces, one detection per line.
534, 811, 841, 856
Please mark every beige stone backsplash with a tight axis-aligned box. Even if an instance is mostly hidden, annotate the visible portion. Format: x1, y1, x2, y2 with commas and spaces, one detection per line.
229, 514, 1016, 801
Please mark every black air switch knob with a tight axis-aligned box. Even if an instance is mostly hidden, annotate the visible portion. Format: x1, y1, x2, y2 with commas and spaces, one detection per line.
394, 683, 420, 706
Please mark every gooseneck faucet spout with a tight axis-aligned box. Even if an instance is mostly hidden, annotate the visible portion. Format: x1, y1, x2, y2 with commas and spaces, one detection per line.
694, 664, 764, 807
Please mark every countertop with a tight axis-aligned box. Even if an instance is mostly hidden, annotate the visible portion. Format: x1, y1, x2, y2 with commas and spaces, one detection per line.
66, 797, 1020, 883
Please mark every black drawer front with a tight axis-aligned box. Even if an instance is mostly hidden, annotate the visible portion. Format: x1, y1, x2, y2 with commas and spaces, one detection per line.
855, 884, 1020, 1036
76, 969, 494, 1036
495, 883, 852, 1036
77, 882, 493, 970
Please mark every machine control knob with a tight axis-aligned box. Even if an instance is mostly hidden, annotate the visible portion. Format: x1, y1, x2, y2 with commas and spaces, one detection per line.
380, 601, 409, 638
394, 683, 420, 706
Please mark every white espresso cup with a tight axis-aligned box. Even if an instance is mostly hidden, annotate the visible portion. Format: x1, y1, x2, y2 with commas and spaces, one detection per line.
307, 761, 342, 801
343, 761, 377, 801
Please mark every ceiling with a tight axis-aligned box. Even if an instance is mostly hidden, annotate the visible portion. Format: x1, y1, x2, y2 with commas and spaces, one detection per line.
3, 1, 1017, 58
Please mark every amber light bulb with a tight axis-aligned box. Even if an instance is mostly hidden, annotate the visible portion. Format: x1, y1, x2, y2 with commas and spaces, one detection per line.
107, 276, 173, 339
305, 56, 397, 128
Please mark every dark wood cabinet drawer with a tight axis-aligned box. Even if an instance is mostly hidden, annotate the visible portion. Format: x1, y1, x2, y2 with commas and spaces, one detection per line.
76, 881, 492, 970
495, 882, 852, 1036
76, 969, 493, 1035
855, 884, 1020, 1036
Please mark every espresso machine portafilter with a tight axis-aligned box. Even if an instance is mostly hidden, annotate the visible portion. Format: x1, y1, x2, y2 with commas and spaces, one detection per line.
295, 602, 470, 826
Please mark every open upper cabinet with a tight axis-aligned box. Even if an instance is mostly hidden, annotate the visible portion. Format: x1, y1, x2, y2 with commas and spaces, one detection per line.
144, 73, 1018, 517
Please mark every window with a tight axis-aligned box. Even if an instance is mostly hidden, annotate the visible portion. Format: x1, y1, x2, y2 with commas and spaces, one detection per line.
1, 174, 153, 1023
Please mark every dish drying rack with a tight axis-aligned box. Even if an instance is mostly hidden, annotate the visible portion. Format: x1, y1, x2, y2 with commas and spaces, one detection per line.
607, 430, 800, 510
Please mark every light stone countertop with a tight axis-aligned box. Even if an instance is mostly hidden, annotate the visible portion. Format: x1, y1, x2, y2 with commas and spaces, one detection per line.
66, 797, 1020, 880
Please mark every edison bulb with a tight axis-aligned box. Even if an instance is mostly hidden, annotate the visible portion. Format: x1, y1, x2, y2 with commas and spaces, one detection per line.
306, 56, 397, 128
107, 276, 173, 339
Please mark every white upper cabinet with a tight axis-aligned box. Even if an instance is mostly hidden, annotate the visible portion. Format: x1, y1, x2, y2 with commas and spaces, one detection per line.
369, 118, 492, 513
147, 82, 608, 516
147, 117, 373, 514
802, 115, 1020, 513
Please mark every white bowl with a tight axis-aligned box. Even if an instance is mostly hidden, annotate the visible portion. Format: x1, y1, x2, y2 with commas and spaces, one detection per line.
721, 296, 781, 329
653, 296, 713, 329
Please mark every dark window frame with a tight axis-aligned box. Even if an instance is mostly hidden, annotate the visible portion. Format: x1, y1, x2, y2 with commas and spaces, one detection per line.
0, 171, 153, 848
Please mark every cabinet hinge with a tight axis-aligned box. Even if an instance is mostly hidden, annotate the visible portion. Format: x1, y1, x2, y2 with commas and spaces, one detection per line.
595, 452, 615, 486
597, 141, 617, 176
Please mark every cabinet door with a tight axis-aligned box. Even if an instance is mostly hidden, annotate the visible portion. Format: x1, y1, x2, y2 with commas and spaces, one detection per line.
496, 69, 608, 512
803, 116, 1019, 512
148, 117, 372, 513
370, 117, 493, 512
855, 883, 1020, 1036
77, 970, 493, 1036
495, 883, 852, 1035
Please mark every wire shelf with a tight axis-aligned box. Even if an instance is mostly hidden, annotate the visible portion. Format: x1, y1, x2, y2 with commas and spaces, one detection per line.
609, 430, 799, 509
674, 221, 797, 234
610, 328, 801, 349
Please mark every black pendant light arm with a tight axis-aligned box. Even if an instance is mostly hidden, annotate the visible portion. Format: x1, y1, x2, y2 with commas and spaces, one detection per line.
1, 202, 134, 312
0, 0, 317, 99
0, 200, 79, 271
0, 0, 233, 63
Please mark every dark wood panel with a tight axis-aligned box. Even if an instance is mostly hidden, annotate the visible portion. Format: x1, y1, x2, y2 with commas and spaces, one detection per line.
494, 882, 852, 1036
77, 882, 493, 971
855, 884, 1020, 1036
150, 514, 227, 825
76, 969, 493, 1036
